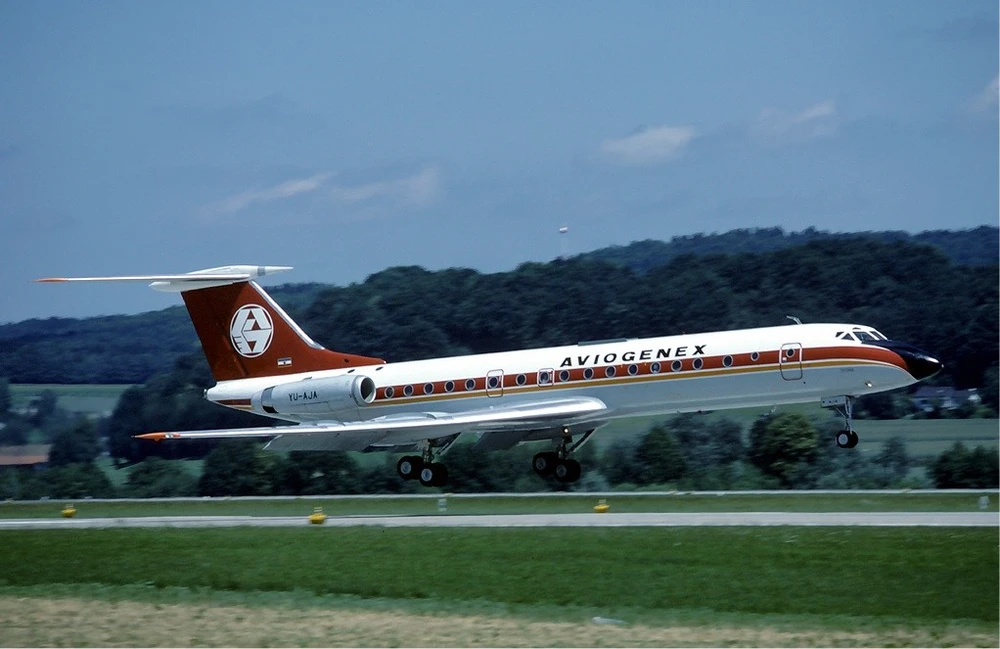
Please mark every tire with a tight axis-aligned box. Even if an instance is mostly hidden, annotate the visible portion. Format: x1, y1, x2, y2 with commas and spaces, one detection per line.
554, 459, 579, 483
564, 459, 582, 483
397, 455, 423, 480
532, 451, 558, 476
431, 463, 449, 487
420, 463, 449, 488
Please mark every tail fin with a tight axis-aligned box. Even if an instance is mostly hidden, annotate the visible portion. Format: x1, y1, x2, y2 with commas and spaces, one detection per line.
182, 280, 384, 381
37, 265, 385, 382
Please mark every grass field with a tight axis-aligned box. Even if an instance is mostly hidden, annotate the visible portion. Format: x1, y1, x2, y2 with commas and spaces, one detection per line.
1, 491, 996, 519
94, 456, 204, 490
594, 404, 998, 458
10, 383, 134, 416
844, 418, 999, 457
0, 526, 996, 647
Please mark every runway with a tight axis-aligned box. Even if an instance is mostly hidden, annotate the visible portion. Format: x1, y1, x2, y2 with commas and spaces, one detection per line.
1, 511, 996, 529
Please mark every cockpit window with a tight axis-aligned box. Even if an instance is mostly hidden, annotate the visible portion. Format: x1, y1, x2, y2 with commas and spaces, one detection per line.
840, 328, 887, 343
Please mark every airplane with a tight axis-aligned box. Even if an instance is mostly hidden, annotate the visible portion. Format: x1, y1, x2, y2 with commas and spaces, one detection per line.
38, 265, 943, 487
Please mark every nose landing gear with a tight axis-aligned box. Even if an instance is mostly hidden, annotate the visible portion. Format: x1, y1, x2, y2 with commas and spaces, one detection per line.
835, 428, 859, 449
822, 396, 859, 449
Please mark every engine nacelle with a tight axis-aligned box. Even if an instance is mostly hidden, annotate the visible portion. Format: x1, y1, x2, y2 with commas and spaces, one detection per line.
254, 374, 376, 417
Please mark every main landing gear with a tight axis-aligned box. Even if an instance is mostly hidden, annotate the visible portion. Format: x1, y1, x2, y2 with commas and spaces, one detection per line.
532, 429, 594, 484
396, 445, 449, 487
822, 396, 859, 449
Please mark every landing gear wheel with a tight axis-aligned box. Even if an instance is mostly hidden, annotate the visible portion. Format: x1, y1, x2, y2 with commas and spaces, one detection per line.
553, 459, 581, 484
397, 455, 423, 480
419, 462, 449, 488
532, 451, 558, 477
431, 463, 448, 487
835, 430, 860, 449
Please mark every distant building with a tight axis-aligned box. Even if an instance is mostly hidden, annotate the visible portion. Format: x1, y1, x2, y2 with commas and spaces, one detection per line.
910, 387, 981, 413
0, 444, 51, 469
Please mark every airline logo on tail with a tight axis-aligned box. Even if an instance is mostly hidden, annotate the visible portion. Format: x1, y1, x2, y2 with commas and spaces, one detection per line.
229, 304, 273, 357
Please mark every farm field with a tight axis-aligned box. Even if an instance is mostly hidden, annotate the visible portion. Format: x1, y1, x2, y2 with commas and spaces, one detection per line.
593, 404, 998, 458
0, 526, 996, 647
9, 383, 133, 416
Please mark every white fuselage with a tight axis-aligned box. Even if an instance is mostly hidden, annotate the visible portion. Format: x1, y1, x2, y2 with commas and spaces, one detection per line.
207, 323, 917, 443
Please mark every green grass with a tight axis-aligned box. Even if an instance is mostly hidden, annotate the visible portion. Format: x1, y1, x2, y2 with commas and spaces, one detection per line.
848, 419, 999, 458
10, 383, 133, 415
595, 405, 998, 458
0, 527, 995, 623
1, 492, 996, 519
94, 457, 204, 489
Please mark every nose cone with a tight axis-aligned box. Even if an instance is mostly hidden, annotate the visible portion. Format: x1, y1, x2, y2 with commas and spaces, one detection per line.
874, 341, 943, 381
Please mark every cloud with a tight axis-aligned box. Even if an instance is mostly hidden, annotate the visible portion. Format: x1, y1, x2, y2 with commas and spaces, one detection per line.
969, 76, 999, 114
201, 166, 443, 223
751, 100, 839, 141
205, 172, 334, 215
329, 166, 441, 208
599, 125, 698, 165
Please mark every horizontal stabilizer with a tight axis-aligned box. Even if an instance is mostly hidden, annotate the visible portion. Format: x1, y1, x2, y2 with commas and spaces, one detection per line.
36, 265, 292, 292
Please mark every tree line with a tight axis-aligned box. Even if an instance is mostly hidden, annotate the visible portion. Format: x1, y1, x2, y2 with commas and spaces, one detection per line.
2, 405, 996, 500
296, 238, 997, 390
1, 233, 997, 497
580, 225, 999, 272
2, 228, 996, 386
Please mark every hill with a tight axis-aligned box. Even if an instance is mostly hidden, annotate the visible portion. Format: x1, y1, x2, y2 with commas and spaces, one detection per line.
1, 230, 996, 388
0, 284, 327, 384
578, 226, 998, 273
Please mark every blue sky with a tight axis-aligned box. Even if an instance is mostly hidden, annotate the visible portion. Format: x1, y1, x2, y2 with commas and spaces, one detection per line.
1, 1, 996, 323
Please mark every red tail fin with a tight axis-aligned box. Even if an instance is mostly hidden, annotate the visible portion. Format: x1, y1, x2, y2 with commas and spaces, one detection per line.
182, 281, 384, 381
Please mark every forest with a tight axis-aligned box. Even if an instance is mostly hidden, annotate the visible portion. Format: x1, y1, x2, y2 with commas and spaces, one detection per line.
1, 228, 997, 497
1, 225, 996, 385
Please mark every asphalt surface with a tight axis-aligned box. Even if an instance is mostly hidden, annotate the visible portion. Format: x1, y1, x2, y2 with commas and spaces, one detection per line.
1, 511, 996, 529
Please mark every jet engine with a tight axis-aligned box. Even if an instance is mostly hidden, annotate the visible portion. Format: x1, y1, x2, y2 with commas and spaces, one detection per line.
253, 374, 376, 416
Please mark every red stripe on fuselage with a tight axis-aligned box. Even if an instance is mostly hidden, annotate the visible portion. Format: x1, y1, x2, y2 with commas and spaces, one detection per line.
371, 345, 909, 403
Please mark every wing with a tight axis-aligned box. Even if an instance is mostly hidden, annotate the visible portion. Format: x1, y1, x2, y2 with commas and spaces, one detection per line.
135, 397, 609, 452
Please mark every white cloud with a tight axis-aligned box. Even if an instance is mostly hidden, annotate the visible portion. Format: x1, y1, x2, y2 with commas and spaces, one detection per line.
201, 166, 442, 223
752, 100, 839, 141
599, 125, 698, 165
329, 166, 441, 208
970, 76, 999, 114
206, 172, 334, 215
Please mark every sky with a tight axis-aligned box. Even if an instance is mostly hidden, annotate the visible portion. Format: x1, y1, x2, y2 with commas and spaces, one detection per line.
1, 1, 997, 323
